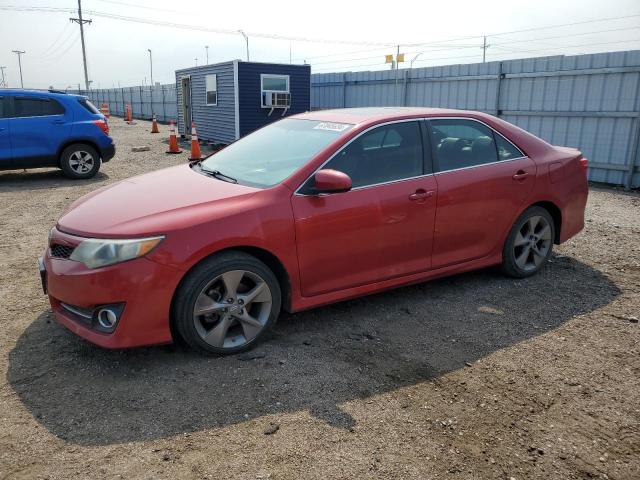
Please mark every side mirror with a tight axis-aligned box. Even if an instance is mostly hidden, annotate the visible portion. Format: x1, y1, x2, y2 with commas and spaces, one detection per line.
314, 169, 352, 193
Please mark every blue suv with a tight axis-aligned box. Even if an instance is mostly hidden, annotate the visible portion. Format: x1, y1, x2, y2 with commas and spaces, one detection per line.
0, 89, 115, 179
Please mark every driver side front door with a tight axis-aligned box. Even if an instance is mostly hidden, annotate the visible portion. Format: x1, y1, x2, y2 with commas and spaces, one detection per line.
291, 120, 438, 297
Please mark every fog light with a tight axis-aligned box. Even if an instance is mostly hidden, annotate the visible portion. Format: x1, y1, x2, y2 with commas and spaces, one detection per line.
97, 308, 118, 329
92, 303, 125, 333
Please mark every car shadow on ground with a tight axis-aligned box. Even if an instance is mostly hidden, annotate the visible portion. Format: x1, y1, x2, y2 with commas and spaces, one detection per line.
0, 169, 109, 191
7, 255, 619, 446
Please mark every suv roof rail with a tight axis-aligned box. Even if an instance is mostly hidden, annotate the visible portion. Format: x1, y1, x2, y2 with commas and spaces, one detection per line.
48, 89, 68, 94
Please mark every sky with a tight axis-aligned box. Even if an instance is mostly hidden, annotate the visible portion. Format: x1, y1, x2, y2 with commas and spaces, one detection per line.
0, 0, 639, 90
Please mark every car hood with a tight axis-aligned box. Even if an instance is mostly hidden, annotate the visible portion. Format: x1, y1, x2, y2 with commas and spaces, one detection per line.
57, 164, 260, 237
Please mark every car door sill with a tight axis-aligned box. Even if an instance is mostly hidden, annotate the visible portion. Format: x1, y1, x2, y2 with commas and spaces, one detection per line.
293, 252, 500, 312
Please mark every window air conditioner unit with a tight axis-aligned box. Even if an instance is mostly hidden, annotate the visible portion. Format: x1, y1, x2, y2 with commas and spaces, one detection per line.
262, 91, 291, 108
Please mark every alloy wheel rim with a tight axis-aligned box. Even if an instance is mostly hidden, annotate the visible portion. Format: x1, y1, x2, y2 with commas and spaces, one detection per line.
513, 215, 552, 272
69, 151, 94, 174
193, 270, 272, 349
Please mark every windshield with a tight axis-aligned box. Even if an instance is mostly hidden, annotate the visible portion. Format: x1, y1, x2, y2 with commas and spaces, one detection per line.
200, 118, 353, 188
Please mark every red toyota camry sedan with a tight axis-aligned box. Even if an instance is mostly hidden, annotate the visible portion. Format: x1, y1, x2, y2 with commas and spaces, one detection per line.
40, 107, 588, 354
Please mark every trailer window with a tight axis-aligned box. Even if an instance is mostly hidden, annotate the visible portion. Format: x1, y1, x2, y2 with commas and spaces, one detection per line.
205, 74, 217, 106
261, 74, 289, 92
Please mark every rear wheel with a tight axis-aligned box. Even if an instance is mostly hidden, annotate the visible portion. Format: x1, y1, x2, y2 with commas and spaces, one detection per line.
60, 143, 101, 179
501, 206, 555, 278
173, 252, 281, 355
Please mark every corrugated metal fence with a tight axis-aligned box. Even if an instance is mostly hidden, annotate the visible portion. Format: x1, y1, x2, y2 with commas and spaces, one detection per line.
312, 50, 640, 188
83, 50, 640, 187
79, 84, 178, 123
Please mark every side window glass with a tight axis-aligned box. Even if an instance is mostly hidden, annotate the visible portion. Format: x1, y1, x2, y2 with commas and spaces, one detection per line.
430, 119, 498, 172
0, 97, 4, 118
324, 121, 423, 188
14, 98, 64, 117
495, 134, 524, 160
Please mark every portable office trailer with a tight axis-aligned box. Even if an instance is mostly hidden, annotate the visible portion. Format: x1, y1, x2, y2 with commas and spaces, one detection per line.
175, 60, 311, 144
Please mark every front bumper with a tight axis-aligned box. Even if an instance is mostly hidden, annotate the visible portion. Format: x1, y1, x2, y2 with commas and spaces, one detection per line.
42, 229, 182, 349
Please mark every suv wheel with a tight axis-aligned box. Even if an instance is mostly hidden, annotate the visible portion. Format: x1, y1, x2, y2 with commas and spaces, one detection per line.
60, 144, 101, 179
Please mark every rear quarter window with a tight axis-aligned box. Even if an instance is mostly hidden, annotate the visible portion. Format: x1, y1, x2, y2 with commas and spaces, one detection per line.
78, 98, 101, 114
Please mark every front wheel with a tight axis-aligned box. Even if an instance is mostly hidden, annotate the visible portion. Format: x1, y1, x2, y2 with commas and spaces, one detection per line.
501, 206, 555, 278
173, 252, 281, 355
60, 143, 101, 179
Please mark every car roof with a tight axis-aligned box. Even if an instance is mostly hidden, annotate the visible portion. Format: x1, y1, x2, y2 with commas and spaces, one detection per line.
291, 106, 555, 159
0, 88, 82, 100
291, 107, 492, 125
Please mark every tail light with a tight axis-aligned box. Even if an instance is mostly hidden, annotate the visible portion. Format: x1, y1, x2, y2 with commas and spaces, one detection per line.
93, 119, 109, 135
579, 157, 589, 171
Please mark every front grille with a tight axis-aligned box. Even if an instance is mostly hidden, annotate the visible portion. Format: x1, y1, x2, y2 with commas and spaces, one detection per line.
50, 244, 75, 259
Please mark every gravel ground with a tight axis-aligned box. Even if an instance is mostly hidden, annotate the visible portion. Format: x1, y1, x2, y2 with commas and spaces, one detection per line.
0, 118, 639, 480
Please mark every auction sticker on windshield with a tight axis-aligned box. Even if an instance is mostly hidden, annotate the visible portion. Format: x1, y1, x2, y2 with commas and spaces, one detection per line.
313, 122, 352, 132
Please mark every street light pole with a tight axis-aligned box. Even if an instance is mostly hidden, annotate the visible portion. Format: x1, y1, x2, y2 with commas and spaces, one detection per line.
205, 45, 209, 64
410, 52, 423, 69
147, 48, 153, 85
12, 50, 25, 88
238, 30, 249, 61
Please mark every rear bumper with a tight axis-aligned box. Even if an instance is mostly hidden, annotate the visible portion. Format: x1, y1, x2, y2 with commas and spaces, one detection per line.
100, 142, 116, 162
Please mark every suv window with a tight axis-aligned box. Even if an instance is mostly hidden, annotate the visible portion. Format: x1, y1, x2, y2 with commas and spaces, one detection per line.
0, 97, 4, 118
430, 119, 499, 172
13, 97, 65, 117
322, 121, 424, 189
78, 97, 100, 114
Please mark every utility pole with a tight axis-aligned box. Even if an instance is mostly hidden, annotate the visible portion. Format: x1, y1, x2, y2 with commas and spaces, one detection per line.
289, 41, 292, 64
147, 49, 153, 85
12, 51, 25, 88
70, 0, 92, 90
205, 45, 209, 64
195, 57, 198, 67
0, 66, 7, 88
238, 30, 249, 61
482, 36, 489, 63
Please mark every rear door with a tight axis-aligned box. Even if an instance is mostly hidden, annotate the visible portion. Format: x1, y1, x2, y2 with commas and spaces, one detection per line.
427, 118, 536, 268
8, 95, 72, 165
0, 95, 10, 163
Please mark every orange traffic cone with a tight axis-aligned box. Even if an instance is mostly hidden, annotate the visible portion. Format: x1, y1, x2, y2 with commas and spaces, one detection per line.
151, 114, 160, 133
189, 122, 202, 160
100, 103, 110, 118
166, 121, 182, 154
126, 104, 135, 124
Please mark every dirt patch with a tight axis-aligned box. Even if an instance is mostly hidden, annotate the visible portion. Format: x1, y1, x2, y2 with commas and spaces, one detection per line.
1, 118, 638, 479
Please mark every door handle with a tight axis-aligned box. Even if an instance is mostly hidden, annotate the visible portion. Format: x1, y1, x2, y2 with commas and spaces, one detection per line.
409, 189, 434, 201
51, 119, 65, 125
512, 170, 529, 181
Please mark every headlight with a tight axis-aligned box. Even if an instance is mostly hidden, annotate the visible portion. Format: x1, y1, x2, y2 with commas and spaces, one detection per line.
69, 236, 164, 269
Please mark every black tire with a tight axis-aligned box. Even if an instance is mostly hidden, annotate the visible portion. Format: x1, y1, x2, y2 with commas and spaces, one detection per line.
59, 143, 101, 179
172, 251, 281, 355
501, 206, 555, 278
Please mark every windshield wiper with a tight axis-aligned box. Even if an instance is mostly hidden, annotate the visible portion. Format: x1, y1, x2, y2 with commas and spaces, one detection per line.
200, 166, 238, 184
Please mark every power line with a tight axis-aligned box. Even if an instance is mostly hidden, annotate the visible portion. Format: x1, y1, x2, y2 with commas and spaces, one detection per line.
491, 25, 640, 47
4, 5, 636, 49
312, 37, 640, 73
294, 14, 640, 63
